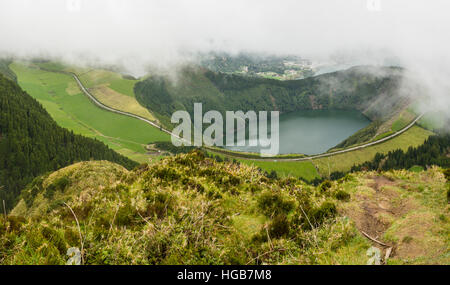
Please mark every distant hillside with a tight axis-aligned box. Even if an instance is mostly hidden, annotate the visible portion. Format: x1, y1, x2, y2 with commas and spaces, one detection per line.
0, 59, 16, 82
3, 151, 449, 264
199, 52, 314, 80
0, 73, 138, 211
135, 66, 412, 145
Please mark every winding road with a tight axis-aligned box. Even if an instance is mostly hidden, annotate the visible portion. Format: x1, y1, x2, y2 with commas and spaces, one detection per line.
71, 72, 424, 162
71, 73, 175, 137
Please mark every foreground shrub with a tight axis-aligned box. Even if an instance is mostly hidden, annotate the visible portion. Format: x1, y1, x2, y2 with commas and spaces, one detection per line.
309, 202, 337, 227
257, 191, 296, 216
268, 214, 290, 238
335, 190, 351, 201
318, 180, 332, 192
444, 168, 450, 181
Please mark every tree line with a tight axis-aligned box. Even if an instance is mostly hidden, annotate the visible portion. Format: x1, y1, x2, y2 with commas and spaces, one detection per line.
0, 74, 138, 210
350, 132, 450, 172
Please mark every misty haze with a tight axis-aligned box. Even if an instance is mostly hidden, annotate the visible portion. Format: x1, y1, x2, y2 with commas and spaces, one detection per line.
0, 0, 448, 268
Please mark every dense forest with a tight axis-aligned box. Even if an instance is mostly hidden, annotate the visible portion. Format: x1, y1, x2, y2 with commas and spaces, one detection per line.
350, 132, 450, 173
0, 74, 138, 210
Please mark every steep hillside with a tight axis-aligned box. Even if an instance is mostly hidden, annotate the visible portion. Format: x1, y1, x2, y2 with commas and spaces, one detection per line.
10, 62, 170, 163
351, 132, 450, 173
2, 151, 448, 265
0, 59, 16, 82
135, 66, 412, 144
0, 73, 138, 211
63, 66, 157, 122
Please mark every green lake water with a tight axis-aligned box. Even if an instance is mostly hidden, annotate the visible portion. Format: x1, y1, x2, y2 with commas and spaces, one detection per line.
225, 110, 370, 155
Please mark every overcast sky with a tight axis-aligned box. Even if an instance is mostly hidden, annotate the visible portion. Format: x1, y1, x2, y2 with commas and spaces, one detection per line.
0, 0, 449, 108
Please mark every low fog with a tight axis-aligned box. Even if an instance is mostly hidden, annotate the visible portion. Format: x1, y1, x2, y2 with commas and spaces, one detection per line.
0, 0, 449, 111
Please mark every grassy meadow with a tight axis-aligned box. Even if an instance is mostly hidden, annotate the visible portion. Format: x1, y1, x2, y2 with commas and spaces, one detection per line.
10, 62, 170, 163
390, 109, 416, 132
66, 66, 157, 122
417, 110, 447, 131
312, 126, 434, 176
34, 61, 157, 122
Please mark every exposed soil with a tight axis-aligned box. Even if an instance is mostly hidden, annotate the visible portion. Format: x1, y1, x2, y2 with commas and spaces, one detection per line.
342, 175, 418, 260
354, 176, 412, 238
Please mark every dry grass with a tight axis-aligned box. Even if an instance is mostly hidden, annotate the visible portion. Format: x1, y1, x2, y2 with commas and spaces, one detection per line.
90, 85, 156, 121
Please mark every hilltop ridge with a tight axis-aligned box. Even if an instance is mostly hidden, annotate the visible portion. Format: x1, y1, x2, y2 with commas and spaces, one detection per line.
2, 151, 448, 265
0, 73, 138, 211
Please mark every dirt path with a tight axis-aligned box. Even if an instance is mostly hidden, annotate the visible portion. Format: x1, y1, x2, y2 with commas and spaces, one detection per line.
341, 175, 422, 261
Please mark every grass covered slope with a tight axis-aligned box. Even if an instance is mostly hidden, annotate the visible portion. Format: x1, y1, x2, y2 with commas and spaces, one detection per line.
338, 167, 449, 264
10, 62, 170, 163
313, 126, 433, 176
68, 68, 157, 122
2, 151, 448, 264
0, 73, 137, 211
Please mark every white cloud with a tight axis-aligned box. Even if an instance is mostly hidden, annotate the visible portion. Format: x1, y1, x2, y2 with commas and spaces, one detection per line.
0, 0, 449, 109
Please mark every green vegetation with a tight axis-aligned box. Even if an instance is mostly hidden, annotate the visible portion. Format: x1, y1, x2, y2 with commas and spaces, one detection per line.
10, 62, 170, 163
74, 69, 137, 96
373, 130, 394, 141
35, 61, 158, 122
202, 151, 317, 181
71, 68, 157, 121
239, 160, 320, 182
331, 107, 417, 150
0, 59, 16, 82
351, 132, 450, 172
110, 78, 138, 97
313, 126, 433, 176
34, 60, 67, 72
89, 84, 157, 121
208, 126, 433, 181
409, 165, 425, 172
418, 111, 448, 131
391, 115, 411, 132
1, 58, 447, 265
0, 73, 137, 211
1, 151, 448, 264
338, 166, 449, 265
334, 121, 381, 149
152, 141, 198, 155
135, 66, 407, 137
